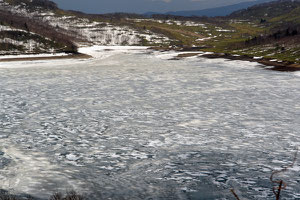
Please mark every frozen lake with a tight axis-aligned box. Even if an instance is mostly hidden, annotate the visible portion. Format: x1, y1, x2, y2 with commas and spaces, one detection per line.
0, 47, 300, 199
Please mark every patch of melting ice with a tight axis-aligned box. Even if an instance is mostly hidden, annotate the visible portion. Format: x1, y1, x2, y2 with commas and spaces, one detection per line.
0, 140, 86, 199
0, 47, 300, 199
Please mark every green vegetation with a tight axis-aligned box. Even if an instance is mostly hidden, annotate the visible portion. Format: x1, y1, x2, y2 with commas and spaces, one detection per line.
107, 0, 300, 64
85, 0, 299, 64
1, 0, 299, 64
197, 0, 300, 63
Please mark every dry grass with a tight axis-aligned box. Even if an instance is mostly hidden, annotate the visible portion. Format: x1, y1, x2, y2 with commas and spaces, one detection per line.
0, 190, 21, 200
50, 191, 84, 200
0, 190, 84, 200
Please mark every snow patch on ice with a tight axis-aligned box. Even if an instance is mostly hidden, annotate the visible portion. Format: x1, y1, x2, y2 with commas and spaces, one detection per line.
0, 53, 68, 59
78, 45, 149, 59
294, 71, 300, 77
0, 142, 85, 198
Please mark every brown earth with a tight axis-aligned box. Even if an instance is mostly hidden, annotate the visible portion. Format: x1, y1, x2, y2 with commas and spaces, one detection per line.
0, 53, 92, 62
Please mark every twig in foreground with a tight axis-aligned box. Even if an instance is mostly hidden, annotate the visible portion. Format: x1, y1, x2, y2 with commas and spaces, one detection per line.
230, 188, 241, 200
270, 148, 298, 200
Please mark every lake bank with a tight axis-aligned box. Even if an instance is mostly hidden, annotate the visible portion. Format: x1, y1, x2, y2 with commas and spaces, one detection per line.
1, 46, 299, 73
201, 53, 300, 72
0, 53, 92, 62
149, 46, 300, 72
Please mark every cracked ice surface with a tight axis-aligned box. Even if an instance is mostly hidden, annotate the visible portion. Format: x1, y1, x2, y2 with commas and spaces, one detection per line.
0, 48, 300, 199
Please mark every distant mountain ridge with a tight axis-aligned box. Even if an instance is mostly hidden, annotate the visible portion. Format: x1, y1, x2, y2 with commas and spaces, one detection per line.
229, 0, 300, 19
145, 0, 273, 17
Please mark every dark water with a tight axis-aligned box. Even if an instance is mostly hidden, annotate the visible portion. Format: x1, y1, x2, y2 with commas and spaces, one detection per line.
0, 50, 300, 199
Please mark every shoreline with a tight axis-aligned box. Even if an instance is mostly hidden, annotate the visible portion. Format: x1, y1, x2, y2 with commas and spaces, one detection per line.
200, 53, 300, 72
0, 53, 92, 62
1, 47, 299, 72
150, 46, 300, 72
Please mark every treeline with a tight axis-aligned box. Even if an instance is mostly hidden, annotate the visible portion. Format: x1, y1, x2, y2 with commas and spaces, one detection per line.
0, 42, 23, 51
229, 0, 300, 19
0, 10, 78, 53
67, 10, 224, 25
66, 10, 145, 23
150, 14, 225, 24
245, 26, 300, 46
0, 30, 49, 42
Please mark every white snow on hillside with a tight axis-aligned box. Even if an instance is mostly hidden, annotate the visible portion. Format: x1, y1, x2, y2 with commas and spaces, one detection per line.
0, 1, 171, 46
130, 18, 207, 28
0, 24, 58, 55
0, 25, 14, 31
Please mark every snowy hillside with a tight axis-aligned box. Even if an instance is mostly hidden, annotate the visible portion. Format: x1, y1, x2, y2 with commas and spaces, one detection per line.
42, 15, 170, 46
0, 0, 171, 55
0, 24, 65, 55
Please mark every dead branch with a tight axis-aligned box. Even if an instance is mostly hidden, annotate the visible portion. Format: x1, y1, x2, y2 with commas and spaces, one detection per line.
230, 188, 241, 200
270, 148, 298, 200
